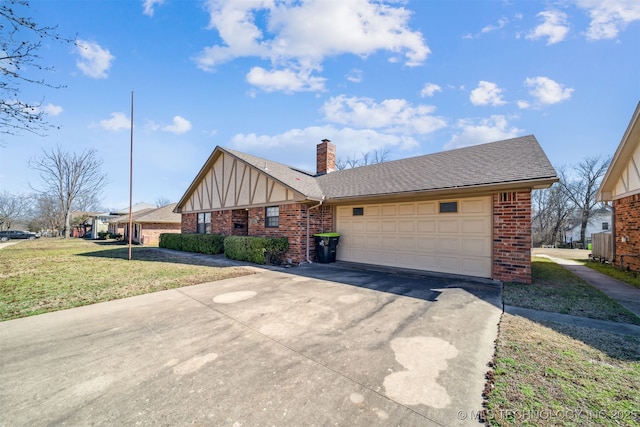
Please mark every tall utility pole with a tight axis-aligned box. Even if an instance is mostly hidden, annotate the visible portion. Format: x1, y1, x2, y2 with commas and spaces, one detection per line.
128, 91, 134, 260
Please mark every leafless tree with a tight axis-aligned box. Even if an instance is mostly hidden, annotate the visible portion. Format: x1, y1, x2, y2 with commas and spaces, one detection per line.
1, 0, 73, 140
559, 156, 611, 244
31, 193, 64, 235
335, 149, 391, 170
155, 197, 172, 207
531, 183, 572, 247
29, 146, 108, 238
0, 191, 30, 229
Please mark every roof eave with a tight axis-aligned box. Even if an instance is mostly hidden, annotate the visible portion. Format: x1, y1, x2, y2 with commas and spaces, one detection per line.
324, 177, 559, 205
597, 101, 640, 201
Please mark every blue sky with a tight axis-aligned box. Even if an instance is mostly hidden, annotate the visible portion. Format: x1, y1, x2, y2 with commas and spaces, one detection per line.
1, 0, 639, 210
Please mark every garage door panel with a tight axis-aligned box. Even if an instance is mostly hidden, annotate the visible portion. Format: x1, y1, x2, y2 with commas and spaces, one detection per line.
336, 197, 492, 278
417, 220, 436, 233
438, 219, 460, 234
461, 218, 490, 234
398, 220, 415, 232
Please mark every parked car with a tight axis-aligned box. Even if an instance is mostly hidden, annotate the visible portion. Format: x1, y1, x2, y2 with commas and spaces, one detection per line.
0, 230, 39, 241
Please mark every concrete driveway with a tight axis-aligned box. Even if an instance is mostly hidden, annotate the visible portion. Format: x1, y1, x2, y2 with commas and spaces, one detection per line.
0, 262, 502, 426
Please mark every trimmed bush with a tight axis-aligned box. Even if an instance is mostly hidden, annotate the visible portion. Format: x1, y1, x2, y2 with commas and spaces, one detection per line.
159, 233, 225, 255
224, 236, 289, 265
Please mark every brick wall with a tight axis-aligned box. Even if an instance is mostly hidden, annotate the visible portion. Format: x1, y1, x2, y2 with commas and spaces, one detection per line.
181, 213, 197, 233
493, 191, 532, 284
614, 194, 640, 272
316, 139, 336, 175
139, 223, 181, 246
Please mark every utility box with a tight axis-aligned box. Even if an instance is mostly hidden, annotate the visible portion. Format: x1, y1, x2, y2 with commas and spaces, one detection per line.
313, 233, 340, 263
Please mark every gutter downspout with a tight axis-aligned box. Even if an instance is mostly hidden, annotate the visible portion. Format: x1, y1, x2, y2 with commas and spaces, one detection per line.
306, 197, 325, 263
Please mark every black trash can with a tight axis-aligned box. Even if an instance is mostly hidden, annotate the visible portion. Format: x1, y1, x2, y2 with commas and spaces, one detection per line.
313, 233, 340, 263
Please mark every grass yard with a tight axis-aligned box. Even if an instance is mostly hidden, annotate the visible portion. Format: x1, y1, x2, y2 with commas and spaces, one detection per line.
0, 238, 254, 321
486, 257, 640, 426
503, 258, 640, 325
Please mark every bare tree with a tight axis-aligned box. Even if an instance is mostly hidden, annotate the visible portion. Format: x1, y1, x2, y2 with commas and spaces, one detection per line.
1, 0, 73, 139
0, 191, 30, 229
29, 146, 108, 238
335, 149, 391, 170
531, 183, 572, 247
560, 156, 611, 244
155, 197, 172, 207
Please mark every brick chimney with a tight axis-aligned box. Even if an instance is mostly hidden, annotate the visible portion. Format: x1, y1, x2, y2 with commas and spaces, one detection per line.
316, 139, 336, 176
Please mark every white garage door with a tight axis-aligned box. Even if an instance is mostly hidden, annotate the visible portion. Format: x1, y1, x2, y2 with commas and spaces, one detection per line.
335, 197, 492, 278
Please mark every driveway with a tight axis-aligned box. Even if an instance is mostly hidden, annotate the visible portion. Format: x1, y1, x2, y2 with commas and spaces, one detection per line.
0, 262, 502, 426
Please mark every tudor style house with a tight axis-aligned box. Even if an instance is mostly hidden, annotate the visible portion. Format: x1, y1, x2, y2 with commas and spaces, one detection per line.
175, 136, 558, 283
597, 102, 640, 272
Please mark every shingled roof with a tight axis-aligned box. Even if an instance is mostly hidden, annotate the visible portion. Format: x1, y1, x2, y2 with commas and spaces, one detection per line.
179, 135, 557, 209
316, 135, 558, 200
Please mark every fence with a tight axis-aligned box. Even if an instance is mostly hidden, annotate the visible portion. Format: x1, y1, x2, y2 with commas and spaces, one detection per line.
591, 232, 613, 262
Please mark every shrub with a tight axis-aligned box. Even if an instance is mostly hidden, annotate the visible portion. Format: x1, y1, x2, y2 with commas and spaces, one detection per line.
159, 233, 225, 255
224, 236, 289, 265
97, 231, 109, 240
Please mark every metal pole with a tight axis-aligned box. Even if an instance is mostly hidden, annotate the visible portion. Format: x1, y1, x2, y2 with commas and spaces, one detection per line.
128, 91, 134, 260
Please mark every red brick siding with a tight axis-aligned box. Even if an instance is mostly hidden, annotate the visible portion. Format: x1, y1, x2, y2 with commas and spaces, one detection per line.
211, 211, 232, 234
493, 191, 532, 284
181, 213, 197, 233
614, 194, 640, 272
138, 223, 181, 246
316, 140, 336, 175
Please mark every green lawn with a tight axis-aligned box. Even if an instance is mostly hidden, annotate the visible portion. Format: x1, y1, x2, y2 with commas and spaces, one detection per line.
0, 238, 254, 321
485, 258, 640, 426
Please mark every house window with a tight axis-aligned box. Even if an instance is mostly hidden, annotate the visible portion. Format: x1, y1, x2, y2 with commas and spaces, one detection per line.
197, 212, 211, 234
266, 206, 279, 228
353, 207, 364, 216
439, 201, 458, 213
602, 222, 609, 231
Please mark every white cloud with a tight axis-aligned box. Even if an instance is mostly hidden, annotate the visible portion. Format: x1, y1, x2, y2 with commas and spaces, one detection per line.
195, 0, 429, 92
162, 116, 192, 134
43, 103, 63, 116
142, 0, 164, 17
420, 83, 442, 98
525, 76, 574, 105
526, 10, 570, 45
517, 100, 531, 109
482, 17, 509, 34
246, 66, 326, 93
446, 115, 523, 149
322, 95, 447, 135
575, 0, 640, 40
229, 125, 420, 171
346, 69, 363, 83
470, 81, 507, 106
75, 39, 115, 79
98, 112, 130, 131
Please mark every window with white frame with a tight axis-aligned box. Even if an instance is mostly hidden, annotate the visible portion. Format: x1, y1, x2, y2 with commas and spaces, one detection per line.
265, 206, 279, 228
197, 212, 211, 234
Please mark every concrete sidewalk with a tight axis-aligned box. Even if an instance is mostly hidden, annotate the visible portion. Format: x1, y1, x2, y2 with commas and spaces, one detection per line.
536, 254, 640, 319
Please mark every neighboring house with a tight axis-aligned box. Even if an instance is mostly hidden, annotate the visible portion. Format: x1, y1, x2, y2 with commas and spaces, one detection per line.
597, 102, 640, 272
130, 203, 181, 245
564, 206, 613, 247
175, 136, 558, 283
107, 202, 157, 237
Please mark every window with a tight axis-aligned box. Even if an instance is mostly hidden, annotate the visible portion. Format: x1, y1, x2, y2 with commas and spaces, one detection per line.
353, 207, 364, 216
439, 201, 458, 213
197, 212, 211, 234
602, 222, 609, 231
266, 206, 279, 228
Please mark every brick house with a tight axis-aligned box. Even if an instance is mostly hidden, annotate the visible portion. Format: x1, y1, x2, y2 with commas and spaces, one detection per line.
111, 204, 181, 245
597, 102, 640, 272
175, 136, 558, 283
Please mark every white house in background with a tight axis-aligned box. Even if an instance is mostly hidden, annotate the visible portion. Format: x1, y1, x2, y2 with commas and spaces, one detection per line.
564, 206, 613, 247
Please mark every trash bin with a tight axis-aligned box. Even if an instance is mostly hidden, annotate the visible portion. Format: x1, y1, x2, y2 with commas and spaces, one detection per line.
313, 232, 340, 263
